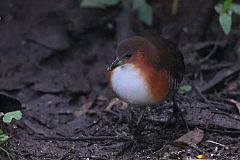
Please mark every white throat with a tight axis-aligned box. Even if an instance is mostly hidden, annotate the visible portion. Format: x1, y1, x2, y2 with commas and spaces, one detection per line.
111, 64, 154, 105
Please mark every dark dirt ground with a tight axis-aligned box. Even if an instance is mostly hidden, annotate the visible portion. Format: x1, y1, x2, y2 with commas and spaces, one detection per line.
0, 0, 240, 159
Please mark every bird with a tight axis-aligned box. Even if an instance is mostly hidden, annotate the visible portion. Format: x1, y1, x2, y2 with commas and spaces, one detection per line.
107, 34, 186, 129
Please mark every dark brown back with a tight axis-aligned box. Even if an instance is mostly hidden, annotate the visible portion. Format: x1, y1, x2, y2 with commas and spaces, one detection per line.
116, 34, 185, 83
144, 33, 185, 83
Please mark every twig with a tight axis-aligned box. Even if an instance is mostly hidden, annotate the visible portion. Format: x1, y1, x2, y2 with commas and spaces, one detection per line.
194, 85, 210, 104
200, 62, 232, 71
200, 41, 218, 63
35, 135, 134, 142
203, 127, 240, 134
75, 118, 102, 134
200, 34, 221, 63
200, 62, 240, 93
180, 40, 225, 53
128, 141, 137, 159
114, 141, 134, 158
73, 96, 96, 118
0, 146, 15, 160
211, 110, 240, 121
227, 99, 240, 113
22, 119, 50, 136
206, 140, 225, 147
222, 91, 240, 97
173, 142, 203, 153
141, 142, 168, 159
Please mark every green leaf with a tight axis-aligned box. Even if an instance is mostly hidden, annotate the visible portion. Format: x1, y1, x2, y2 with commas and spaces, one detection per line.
80, 0, 120, 8
133, 0, 153, 26
223, 0, 232, 12
231, 4, 240, 15
2, 111, 22, 123
0, 129, 8, 142
179, 84, 192, 94
219, 13, 232, 35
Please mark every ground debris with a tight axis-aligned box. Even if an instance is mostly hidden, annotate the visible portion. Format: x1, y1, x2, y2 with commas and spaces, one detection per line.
200, 63, 240, 93
175, 128, 204, 145
147, 100, 240, 130
105, 98, 128, 112
175, 128, 204, 152
73, 96, 96, 118
227, 99, 240, 114
183, 101, 240, 130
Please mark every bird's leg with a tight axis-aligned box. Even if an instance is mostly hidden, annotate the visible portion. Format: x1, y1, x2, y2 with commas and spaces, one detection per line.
172, 96, 189, 132
130, 106, 147, 138
161, 96, 189, 132
136, 106, 147, 126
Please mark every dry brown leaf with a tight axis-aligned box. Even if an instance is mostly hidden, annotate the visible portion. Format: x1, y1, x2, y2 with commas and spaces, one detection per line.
105, 98, 128, 111
228, 99, 240, 114
175, 128, 204, 148
74, 97, 95, 118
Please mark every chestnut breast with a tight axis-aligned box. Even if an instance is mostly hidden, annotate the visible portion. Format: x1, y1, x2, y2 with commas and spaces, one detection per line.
110, 51, 171, 105
109, 35, 184, 105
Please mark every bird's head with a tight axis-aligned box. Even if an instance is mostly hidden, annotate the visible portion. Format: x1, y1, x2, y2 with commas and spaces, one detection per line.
107, 36, 158, 71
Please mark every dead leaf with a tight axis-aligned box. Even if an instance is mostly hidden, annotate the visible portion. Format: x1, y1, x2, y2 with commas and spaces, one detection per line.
227, 99, 240, 114
74, 97, 96, 117
175, 128, 204, 152
105, 98, 128, 111
175, 128, 204, 144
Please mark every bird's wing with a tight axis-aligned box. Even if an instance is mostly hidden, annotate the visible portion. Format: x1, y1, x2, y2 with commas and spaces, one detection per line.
143, 32, 185, 83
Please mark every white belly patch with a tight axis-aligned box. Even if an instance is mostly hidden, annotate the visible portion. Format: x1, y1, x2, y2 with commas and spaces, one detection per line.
111, 64, 154, 105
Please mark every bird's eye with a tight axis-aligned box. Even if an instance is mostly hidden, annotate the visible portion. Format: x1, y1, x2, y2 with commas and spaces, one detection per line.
125, 52, 132, 58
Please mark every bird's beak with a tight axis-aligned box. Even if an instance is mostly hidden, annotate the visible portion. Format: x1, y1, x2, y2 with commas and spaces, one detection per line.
107, 57, 122, 71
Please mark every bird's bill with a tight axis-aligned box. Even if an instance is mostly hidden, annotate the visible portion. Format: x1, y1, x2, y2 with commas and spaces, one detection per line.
107, 57, 122, 71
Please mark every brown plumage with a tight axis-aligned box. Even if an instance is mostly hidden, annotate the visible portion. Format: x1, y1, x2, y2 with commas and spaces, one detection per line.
107, 34, 186, 127
116, 35, 185, 95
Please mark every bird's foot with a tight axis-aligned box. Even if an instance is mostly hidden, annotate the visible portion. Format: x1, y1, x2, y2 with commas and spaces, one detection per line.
160, 105, 189, 132
128, 106, 147, 139
132, 123, 145, 140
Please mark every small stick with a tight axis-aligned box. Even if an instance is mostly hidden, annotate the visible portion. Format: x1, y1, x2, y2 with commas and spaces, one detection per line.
200, 34, 221, 64
194, 85, 210, 104
35, 135, 134, 142
206, 140, 225, 147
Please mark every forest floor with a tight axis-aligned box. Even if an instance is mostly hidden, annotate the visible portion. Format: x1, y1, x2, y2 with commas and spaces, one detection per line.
0, 0, 240, 159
